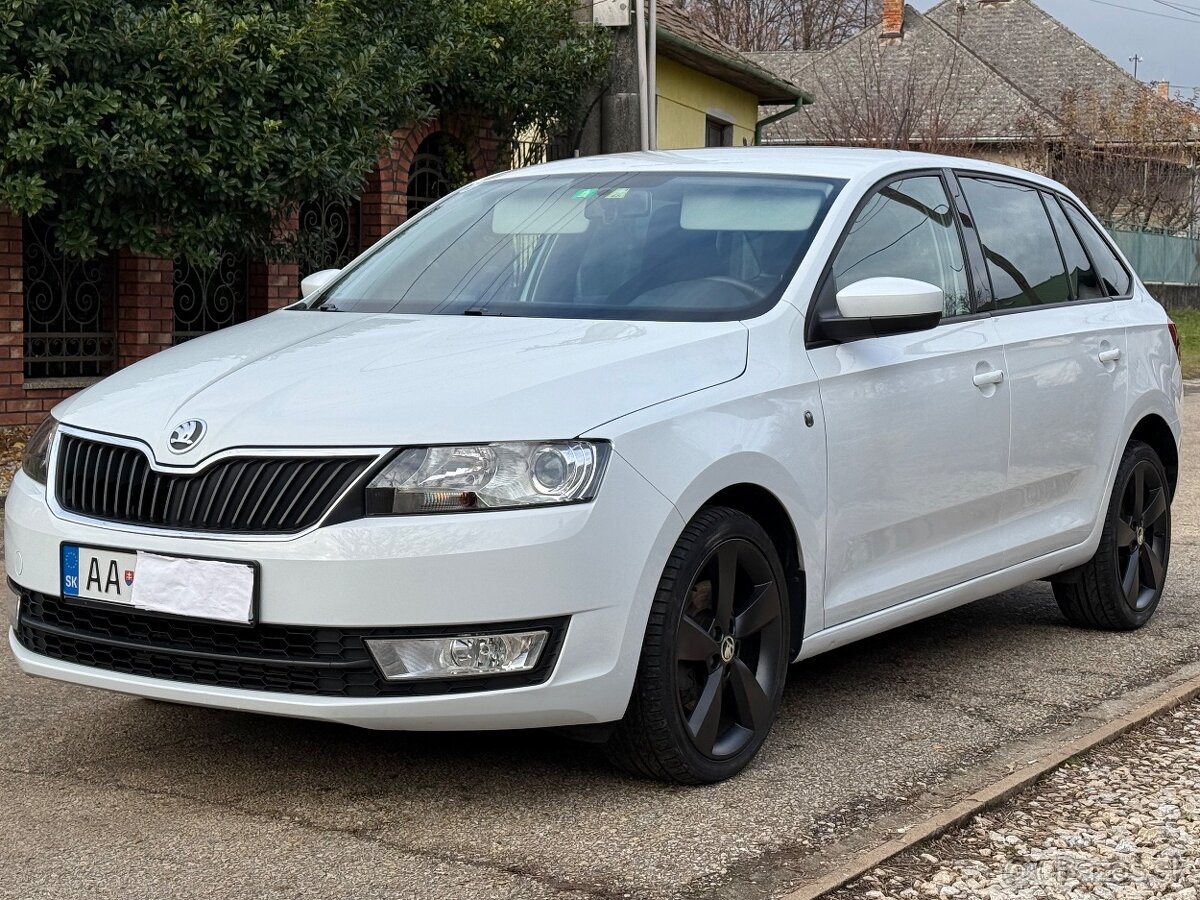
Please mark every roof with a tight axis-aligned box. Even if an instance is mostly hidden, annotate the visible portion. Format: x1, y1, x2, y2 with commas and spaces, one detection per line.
495, 146, 1070, 192
749, 0, 1192, 146
924, 0, 1140, 112
654, 3, 808, 104
742, 50, 829, 86
751, 7, 1060, 145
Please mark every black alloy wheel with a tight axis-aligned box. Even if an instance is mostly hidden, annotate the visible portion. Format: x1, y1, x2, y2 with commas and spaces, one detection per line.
1114, 458, 1170, 612
606, 507, 790, 783
1055, 440, 1172, 630
675, 538, 784, 760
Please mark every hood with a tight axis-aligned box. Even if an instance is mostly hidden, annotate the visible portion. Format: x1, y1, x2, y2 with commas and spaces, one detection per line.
55, 311, 747, 463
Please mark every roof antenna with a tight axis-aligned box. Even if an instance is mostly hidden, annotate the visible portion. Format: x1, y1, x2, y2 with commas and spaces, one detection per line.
956, 0, 966, 37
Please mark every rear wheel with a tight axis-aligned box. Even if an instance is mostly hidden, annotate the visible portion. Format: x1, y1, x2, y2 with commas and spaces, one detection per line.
605, 507, 789, 784
1054, 440, 1171, 630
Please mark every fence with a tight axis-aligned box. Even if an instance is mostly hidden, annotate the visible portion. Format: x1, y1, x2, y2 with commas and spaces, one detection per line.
1106, 225, 1200, 287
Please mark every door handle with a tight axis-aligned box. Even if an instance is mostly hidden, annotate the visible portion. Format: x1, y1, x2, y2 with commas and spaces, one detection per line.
1098, 347, 1122, 363
972, 369, 1004, 387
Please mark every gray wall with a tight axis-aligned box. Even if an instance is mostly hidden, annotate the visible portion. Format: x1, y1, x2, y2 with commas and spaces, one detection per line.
1146, 283, 1200, 309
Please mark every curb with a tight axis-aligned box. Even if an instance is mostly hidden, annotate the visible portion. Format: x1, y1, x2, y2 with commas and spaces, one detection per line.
780, 666, 1200, 900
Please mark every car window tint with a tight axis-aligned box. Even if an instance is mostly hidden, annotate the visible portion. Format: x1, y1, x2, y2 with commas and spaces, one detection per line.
1043, 192, 1104, 300
832, 175, 970, 317
1060, 200, 1133, 297
960, 177, 1069, 310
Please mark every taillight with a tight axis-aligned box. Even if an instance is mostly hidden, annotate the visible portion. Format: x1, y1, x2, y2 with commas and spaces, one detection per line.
1168, 320, 1181, 359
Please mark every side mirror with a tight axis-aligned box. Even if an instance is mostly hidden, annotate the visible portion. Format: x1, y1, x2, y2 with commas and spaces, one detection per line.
816, 277, 943, 342
300, 268, 342, 299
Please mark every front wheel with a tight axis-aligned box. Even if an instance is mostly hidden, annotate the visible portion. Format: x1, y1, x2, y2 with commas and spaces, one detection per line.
605, 507, 790, 784
1054, 440, 1171, 630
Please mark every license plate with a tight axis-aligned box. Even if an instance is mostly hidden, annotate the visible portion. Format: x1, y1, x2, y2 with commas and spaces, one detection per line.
61, 544, 256, 624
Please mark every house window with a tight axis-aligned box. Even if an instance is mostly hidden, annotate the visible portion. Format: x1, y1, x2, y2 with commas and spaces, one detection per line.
705, 117, 733, 148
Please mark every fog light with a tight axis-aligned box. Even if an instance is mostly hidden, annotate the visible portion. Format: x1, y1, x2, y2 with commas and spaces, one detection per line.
366, 630, 549, 681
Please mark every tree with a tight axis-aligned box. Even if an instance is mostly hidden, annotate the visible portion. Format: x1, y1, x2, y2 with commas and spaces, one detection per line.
681, 0, 881, 51
1043, 86, 1200, 233
0, 0, 610, 263
431, 0, 613, 142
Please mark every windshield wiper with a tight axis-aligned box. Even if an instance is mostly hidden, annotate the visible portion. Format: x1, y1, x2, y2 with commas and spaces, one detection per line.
462, 307, 504, 316
316, 303, 342, 312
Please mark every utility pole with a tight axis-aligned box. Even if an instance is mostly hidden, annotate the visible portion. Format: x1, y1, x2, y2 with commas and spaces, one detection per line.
635, 0, 649, 150
648, 0, 657, 150
1129, 54, 1144, 80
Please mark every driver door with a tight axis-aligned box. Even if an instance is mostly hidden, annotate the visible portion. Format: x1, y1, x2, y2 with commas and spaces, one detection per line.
806, 172, 1012, 626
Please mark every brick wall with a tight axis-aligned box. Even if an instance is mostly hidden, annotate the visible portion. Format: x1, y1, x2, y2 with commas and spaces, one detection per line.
116, 251, 174, 369
358, 115, 504, 248
0, 208, 25, 424
249, 208, 301, 316
361, 138, 408, 247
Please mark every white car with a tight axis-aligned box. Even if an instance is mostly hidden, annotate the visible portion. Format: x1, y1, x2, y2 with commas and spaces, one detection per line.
5, 149, 1181, 783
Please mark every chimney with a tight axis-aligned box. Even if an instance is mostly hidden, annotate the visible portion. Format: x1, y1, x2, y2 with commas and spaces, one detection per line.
1155, 80, 1170, 99
881, 0, 904, 38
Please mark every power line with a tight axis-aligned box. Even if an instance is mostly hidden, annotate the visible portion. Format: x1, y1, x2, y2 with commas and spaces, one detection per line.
1148, 0, 1200, 17
1074, 0, 1200, 23
1148, 0, 1200, 13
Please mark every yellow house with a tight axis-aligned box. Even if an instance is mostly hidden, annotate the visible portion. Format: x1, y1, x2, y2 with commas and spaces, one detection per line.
654, 4, 807, 149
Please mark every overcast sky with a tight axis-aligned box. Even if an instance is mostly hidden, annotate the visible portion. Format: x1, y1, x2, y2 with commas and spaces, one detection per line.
912, 0, 1200, 95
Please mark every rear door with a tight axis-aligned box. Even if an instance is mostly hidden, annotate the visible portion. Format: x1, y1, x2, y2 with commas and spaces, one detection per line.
808, 172, 1011, 626
955, 174, 1129, 562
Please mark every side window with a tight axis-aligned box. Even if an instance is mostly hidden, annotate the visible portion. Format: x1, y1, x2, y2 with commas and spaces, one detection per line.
1043, 193, 1104, 300
959, 177, 1070, 310
832, 175, 970, 318
1060, 200, 1133, 297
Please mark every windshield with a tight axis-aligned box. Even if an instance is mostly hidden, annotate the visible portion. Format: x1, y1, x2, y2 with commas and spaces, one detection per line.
312, 171, 844, 322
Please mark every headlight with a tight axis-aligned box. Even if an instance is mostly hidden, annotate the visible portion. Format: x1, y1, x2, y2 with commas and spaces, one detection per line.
366, 441, 610, 514
20, 415, 57, 485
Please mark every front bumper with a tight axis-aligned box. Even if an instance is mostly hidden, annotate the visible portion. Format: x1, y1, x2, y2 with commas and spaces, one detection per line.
4, 452, 684, 730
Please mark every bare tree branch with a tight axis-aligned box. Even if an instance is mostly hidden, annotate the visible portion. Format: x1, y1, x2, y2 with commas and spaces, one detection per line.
1027, 86, 1200, 232
680, 0, 881, 51
796, 33, 992, 151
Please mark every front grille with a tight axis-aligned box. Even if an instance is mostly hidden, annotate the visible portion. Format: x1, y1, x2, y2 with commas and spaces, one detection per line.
14, 589, 567, 698
55, 434, 373, 534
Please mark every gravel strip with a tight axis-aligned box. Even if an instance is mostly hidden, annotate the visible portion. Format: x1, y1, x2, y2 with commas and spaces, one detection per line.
827, 700, 1200, 900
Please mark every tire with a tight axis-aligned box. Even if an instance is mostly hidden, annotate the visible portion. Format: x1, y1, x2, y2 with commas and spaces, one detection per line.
605, 506, 790, 784
1054, 440, 1171, 630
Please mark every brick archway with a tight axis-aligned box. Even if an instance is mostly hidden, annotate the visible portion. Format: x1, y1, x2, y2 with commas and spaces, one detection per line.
360, 116, 493, 248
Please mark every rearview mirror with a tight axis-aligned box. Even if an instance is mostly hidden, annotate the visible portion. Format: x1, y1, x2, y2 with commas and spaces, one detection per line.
815, 277, 943, 342
301, 268, 342, 299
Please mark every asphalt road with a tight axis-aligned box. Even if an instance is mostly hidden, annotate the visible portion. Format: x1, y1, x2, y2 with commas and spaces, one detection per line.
3, 395, 1200, 900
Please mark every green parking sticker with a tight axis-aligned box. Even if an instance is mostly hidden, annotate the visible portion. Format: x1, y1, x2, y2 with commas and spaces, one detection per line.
572, 188, 599, 199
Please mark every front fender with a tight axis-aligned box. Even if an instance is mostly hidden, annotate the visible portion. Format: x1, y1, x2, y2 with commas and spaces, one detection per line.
602, 380, 827, 638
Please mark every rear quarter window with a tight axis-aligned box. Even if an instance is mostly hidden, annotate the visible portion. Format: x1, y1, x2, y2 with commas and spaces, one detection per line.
1059, 199, 1133, 297
1042, 192, 1105, 301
